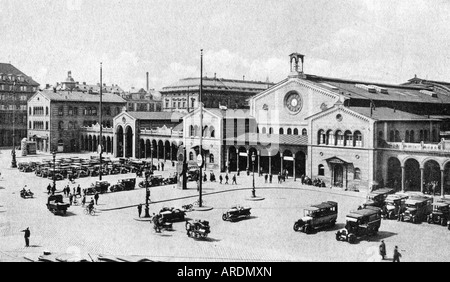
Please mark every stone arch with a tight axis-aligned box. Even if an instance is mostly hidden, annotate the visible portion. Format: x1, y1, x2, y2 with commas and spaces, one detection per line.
228, 146, 237, 172
404, 158, 420, 191
238, 146, 248, 172
125, 126, 133, 158
423, 159, 441, 192
387, 157, 401, 190
116, 125, 124, 157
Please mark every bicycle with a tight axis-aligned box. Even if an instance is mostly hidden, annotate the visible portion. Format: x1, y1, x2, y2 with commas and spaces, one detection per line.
84, 206, 96, 216
193, 199, 206, 207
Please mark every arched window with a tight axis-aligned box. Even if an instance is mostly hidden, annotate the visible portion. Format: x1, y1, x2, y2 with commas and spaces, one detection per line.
432, 129, 437, 142
390, 130, 395, 142
410, 130, 415, 143
394, 130, 401, 142
287, 128, 292, 135
194, 125, 199, 137
210, 128, 215, 138
209, 154, 215, 163
335, 130, 344, 146
354, 131, 363, 147
190, 125, 194, 137
58, 121, 64, 130
318, 164, 325, 176
326, 130, 334, 145
29, 121, 32, 129
302, 129, 307, 136
293, 128, 299, 135
189, 152, 194, 161
354, 168, 361, 180
269, 127, 273, 134
29, 107, 31, 115
344, 130, 353, 146
279, 128, 284, 135
203, 126, 208, 137
405, 130, 410, 143
46, 107, 49, 115
318, 130, 325, 145
262, 127, 266, 134
424, 130, 429, 142
419, 130, 424, 142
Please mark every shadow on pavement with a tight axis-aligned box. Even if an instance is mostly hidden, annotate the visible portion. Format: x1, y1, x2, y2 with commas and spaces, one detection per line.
193, 237, 220, 242
228, 216, 258, 223
368, 231, 398, 242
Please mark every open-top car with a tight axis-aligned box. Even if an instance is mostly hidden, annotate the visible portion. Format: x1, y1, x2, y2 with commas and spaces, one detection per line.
400, 196, 433, 223
222, 205, 252, 222
336, 206, 381, 244
159, 207, 186, 222
20, 189, 34, 199
427, 201, 449, 226
46, 194, 70, 215
382, 193, 408, 219
294, 201, 338, 233
110, 178, 136, 193
186, 219, 210, 238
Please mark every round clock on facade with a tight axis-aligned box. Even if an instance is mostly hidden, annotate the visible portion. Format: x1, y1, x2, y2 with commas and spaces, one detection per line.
285, 91, 302, 114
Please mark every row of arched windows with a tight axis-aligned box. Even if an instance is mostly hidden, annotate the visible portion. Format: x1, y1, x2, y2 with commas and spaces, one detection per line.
189, 125, 216, 138
318, 129, 363, 147
259, 127, 308, 136
385, 129, 440, 143
189, 152, 215, 163
58, 121, 79, 130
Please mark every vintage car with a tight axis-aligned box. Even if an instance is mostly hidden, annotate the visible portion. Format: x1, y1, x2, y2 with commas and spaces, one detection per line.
93, 180, 110, 194
47, 169, 64, 181
20, 189, 34, 199
110, 178, 136, 192
159, 207, 186, 222
187, 169, 199, 182
382, 193, 408, 219
399, 196, 433, 223
361, 188, 395, 209
186, 219, 210, 238
148, 174, 164, 187
293, 201, 338, 233
336, 206, 381, 244
46, 195, 70, 215
152, 214, 173, 233
222, 205, 252, 222
163, 173, 178, 185
427, 202, 449, 226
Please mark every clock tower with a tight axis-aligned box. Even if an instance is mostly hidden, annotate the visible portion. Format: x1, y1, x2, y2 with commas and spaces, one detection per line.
289, 53, 306, 78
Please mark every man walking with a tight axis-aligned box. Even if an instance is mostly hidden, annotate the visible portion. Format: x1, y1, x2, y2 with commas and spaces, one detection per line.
232, 174, 237, 185
225, 174, 229, 185
264, 173, 268, 183
269, 173, 273, 184
69, 193, 73, 205
94, 192, 100, 205
137, 204, 142, 218
379, 240, 386, 260
393, 246, 402, 262
219, 175, 223, 184
21, 227, 30, 247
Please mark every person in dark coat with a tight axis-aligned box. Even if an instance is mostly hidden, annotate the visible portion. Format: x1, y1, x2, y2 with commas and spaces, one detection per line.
219, 175, 223, 184
161, 162, 164, 171
269, 174, 273, 184
232, 174, 237, 185
94, 192, 99, 205
379, 240, 386, 260
77, 185, 81, 196
393, 246, 401, 262
51, 185, 56, 195
47, 184, 52, 195
21, 227, 30, 247
264, 173, 268, 183
69, 193, 73, 205
225, 174, 229, 184
137, 204, 142, 218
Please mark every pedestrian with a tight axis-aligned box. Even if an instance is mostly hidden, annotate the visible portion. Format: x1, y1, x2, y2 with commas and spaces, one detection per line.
82, 195, 86, 207
69, 193, 73, 205
73, 187, 76, 195
278, 173, 281, 184
157, 163, 160, 171
161, 162, 164, 171
269, 174, 273, 184
393, 246, 402, 262
77, 185, 81, 196
94, 192, 99, 205
51, 185, 56, 195
379, 240, 386, 260
203, 172, 207, 182
137, 204, 142, 218
21, 227, 30, 247
301, 174, 305, 185
259, 167, 263, 177
47, 184, 51, 195
264, 173, 268, 183
232, 174, 237, 185
219, 175, 223, 184
225, 174, 229, 185
196, 180, 200, 192
285, 169, 289, 180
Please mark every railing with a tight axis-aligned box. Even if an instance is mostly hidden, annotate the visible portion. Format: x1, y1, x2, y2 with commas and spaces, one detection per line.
140, 128, 183, 137
385, 140, 450, 152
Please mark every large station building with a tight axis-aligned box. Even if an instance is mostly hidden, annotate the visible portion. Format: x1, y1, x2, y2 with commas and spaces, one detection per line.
77, 53, 450, 195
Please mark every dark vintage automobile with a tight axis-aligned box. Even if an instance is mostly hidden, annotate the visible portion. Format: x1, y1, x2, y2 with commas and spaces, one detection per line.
152, 214, 173, 233
163, 173, 178, 185
400, 196, 433, 223
187, 169, 199, 182
427, 201, 449, 226
146, 174, 164, 187
222, 205, 252, 222
159, 207, 186, 222
381, 193, 408, 219
293, 201, 338, 233
360, 188, 395, 209
47, 169, 64, 181
336, 206, 381, 244
86, 181, 111, 195
186, 219, 210, 238
20, 189, 34, 199
46, 195, 70, 215
110, 178, 136, 192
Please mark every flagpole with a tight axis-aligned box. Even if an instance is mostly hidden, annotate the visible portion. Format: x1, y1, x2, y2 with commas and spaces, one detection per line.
198, 49, 203, 208
99, 62, 103, 181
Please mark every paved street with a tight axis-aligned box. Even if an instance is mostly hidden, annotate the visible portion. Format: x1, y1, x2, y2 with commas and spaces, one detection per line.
0, 149, 449, 262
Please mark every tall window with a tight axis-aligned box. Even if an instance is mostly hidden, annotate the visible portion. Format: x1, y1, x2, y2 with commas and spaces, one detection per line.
262, 127, 266, 134
269, 127, 273, 134
318, 130, 325, 145
410, 130, 415, 143
190, 125, 194, 137
279, 128, 284, 135
326, 130, 334, 145
302, 129, 307, 136
424, 130, 429, 142
354, 168, 361, 180
209, 154, 215, 163
68, 106, 73, 116
395, 130, 401, 142
344, 130, 353, 146
354, 131, 363, 147
58, 106, 64, 116
405, 130, 410, 143
287, 128, 292, 135
318, 164, 325, 176
46, 121, 49, 130
335, 130, 344, 146
189, 152, 194, 161
293, 128, 299, 135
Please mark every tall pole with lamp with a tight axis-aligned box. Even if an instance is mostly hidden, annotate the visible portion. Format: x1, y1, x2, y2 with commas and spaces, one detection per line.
198, 49, 204, 208
252, 153, 256, 197
52, 151, 56, 192
99, 63, 103, 181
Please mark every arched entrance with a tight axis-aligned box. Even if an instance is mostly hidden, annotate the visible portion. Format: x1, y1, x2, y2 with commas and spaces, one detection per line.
295, 151, 306, 178
158, 140, 164, 160
333, 164, 344, 188
139, 139, 145, 159
271, 151, 281, 175
238, 147, 248, 172
283, 150, 294, 177
125, 126, 133, 158
259, 148, 270, 174
404, 158, 420, 191
106, 137, 111, 153
116, 126, 124, 157
164, 140, 171, 161
424, 159, 441, 194
444, 162, 450, 196
93, 136, 97, 152
387, 157, 402, 191
145, 140, 151, 159
228, 146, 237, 172
151, 140, 158, 159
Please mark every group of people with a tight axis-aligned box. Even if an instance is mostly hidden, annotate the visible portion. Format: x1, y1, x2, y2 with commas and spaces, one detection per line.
379, 240, 402, 262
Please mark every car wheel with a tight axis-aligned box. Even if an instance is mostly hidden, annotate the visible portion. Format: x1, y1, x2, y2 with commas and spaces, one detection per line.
293, 223, 300, 232
400, 215, 404, 222
348, 234, 356, 244
303, 225, 311, 234
427, 216, 432, 224
222, 214, 228, 221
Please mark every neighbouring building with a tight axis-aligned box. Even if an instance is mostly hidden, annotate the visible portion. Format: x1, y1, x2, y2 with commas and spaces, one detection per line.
124, 87, 162, 113
0, 63, 39, 147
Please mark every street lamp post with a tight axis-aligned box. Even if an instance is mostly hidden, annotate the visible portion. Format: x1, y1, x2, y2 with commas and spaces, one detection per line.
11, 81, 17, 168
52, 151, 56, 192
252, 153, 256, 198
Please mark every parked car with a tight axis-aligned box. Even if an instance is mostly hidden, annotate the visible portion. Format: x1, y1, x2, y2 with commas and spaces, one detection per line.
361, 188, 395, 209
222, 205, 252, 222
186, 219, 210, 238
163, 173, 178, 185
427, 202, 449, 226
148, 174, 164, 187
294, 201, 338, 233
336, 206, 381, 244
400, 196, 433, 223
159, 207, 186, 222
46, 195, 70, 215
110, 178, 136, 192
382, 193, 408, 219
94, 180, 110, 194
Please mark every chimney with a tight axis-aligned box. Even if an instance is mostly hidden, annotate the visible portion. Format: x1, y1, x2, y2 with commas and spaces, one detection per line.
83, 82, 86, 85
214, 73, 217, 79
146, 72, 149, 92
243, 75, 245, 81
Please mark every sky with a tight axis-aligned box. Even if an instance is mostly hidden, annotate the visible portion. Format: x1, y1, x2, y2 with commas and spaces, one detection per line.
0, 0, 449, 94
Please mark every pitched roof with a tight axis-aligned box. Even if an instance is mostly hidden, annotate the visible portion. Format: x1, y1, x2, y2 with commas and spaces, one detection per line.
161, 77, 274, 93
127, 111, 185, 121
350, 107, 439, 121
38, 89, 126, 103
206, 108, 252, 119
0, 63, 40, 86
224, 133, 308, 147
